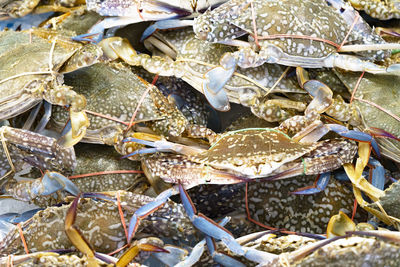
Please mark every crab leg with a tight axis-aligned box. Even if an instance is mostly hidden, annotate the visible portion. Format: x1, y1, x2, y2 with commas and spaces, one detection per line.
65, 195, 167, 267
328, 124, 380, 157
127, 187, 176, 243
34, 101, 52, 133
122, 137, 206, 157
178, 184, 245, 255
64, 195, 97, 266
291, 173, 331, 195
127, 184, 246, 256
74, 3, 192, 43
141, 19, 194, 42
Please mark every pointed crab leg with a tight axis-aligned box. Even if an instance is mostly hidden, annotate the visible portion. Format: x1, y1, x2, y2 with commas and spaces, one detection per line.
122, 137, 206, 158
127, 184, 246, 256
178, 184, 245, 255
141, 19, 194, 42
291, 172, 331, 195
127, 187, 177, 243
64, 195, 98, 267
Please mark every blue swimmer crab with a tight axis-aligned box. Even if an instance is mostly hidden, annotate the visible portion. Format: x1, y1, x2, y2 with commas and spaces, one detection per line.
0, 126, 80, 205
0, 190, 194, 256
192, 0, 400, 101
99, 29, 308, 117
0, 28, 104, 147
80, 0, 228, 42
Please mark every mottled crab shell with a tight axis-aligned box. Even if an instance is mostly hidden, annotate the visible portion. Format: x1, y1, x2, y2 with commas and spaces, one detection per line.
194, 0, 389, 60
0, 30, 76, 120
295, 236, 400, 266
0, 191, 194, 256
51, 62, 188, 141
333, 70, 400, 163
0, 127, 76, 177
190, 128, 318, 178
348, 0, 400, 20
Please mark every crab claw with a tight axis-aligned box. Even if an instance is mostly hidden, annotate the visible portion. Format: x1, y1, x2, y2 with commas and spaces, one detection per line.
152, 245, 190, 266
39, 171, 80, 196
202, 53, 238, 111
302, 80, 333, 115
58, 110, 89, 147
326, 211, 356, 238
327, 124, 380, 157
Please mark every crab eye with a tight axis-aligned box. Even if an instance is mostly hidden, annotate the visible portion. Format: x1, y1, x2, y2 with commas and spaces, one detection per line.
203, 25, 210, 32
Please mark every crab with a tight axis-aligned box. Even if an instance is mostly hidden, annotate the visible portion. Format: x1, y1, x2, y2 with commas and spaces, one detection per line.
348, 0, 400, 20
0, 28, 104, 147
250, 230, 400, 266
191, 0, 400, 99
186, 173, 364, 235
0, 126, 81, 206
50, 61, 190, 141
0, 251, 152, 266
49, 61, 216, 165
0, 190, 194, 256
139, 130, 357, 188
75, 0, 229, 43
2, 141, 148, 207
330, 69, 400, 163
99, 29, 309, 117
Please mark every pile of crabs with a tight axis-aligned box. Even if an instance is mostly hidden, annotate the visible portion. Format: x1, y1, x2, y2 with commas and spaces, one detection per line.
1, 0, 400, 266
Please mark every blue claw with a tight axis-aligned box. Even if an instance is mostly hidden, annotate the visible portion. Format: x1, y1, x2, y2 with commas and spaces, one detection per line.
201, 53, 238, 112
122, 137, 202, 156
121, 138, 173, 158
291, 172, 331, 195
40, 171, 80, 196
192, 215, 244, 255
141, 19, 194, 41
203, 79, 231, 112
0, 208, 43, 224
368, 158, 385, 190
327, 124, 380, 157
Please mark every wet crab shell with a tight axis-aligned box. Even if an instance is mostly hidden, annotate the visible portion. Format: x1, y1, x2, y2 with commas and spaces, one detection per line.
194, 0, 389, 61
